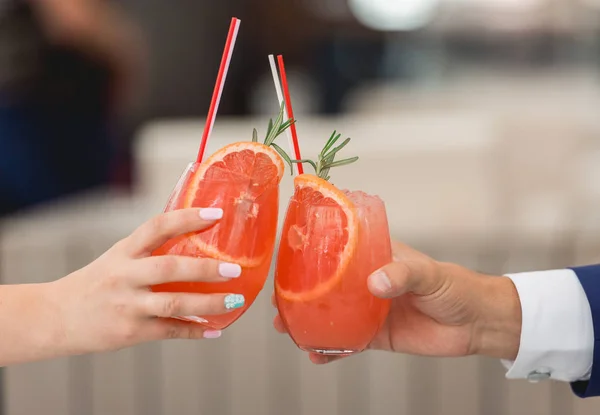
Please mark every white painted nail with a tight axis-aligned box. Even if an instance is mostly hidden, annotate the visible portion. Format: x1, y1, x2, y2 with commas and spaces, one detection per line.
219, 263, 242, 278
199, 208, 223, 221
203, 330, 222, 339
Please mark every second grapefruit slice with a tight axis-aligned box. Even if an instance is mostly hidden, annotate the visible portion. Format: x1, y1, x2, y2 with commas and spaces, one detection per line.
275, 174, 359, 302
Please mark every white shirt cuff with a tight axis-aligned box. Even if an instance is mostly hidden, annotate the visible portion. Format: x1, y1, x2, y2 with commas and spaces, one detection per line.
501, 269, 594, 382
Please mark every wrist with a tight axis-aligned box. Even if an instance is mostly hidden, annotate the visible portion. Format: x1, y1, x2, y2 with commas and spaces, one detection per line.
0, 283, 66, 365
23, 282, 69, 359
473, 275, 522, 360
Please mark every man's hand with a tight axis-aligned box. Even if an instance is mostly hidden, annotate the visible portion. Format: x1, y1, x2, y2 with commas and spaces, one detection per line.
273, 241, 523, 364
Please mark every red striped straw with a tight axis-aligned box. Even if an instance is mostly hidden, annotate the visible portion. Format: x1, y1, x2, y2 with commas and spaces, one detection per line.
276, 55, 304, 175
196, 17, 241, 163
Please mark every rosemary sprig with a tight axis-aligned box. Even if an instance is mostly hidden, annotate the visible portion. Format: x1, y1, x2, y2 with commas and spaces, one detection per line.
250, 104, 358, 180
290, 129, 358, 181
251, 101, 297, 174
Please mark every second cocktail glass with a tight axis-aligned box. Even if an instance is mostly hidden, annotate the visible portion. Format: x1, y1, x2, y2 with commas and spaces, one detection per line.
275, 175, 392, 355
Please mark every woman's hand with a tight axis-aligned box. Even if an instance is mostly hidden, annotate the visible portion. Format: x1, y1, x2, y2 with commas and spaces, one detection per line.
0, 208, 243, 365
273, 241, 522, 364
52, 207, 245, 355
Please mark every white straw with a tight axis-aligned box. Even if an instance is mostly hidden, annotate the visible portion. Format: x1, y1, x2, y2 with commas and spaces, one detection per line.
268, 54, 299, 176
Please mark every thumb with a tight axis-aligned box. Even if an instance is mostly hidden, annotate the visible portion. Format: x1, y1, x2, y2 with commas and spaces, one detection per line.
367, 259, 442, 299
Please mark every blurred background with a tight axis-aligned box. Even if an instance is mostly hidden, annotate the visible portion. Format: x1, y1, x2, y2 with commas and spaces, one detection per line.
2, 0, 600, 414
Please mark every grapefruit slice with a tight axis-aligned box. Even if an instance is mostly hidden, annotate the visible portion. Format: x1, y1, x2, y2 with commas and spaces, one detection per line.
191, 141, 285, 193
275, 174, 359, 302
163, 142, 284, 267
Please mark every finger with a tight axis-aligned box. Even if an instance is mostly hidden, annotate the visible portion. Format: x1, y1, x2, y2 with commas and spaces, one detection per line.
142, 292, 245, 318
135, 256, 241, 286
148, 318, 224, 340
273, 315, 287, 334
125, 208, 223, 256
391, 240, 433, 262
271, 292, 277, 308
309, 353, 345, 365
367, 259, 441, 299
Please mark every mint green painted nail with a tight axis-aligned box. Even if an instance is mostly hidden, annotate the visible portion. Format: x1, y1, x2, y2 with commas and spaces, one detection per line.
224, 294, 245, 310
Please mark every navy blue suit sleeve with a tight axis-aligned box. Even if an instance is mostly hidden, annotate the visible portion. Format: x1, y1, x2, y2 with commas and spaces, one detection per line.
570, 264, 600, 398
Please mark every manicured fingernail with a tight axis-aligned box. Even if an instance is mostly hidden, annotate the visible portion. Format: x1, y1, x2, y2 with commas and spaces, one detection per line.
199, 208, 223, 221
224, 294, 245, 310
370, 270, 392, 293
203, 330, 222, 339
219, 263, 242, 278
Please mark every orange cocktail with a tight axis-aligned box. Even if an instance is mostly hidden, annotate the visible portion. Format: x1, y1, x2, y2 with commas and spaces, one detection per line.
275, 174, 392, 354
151, 139, 285, 330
